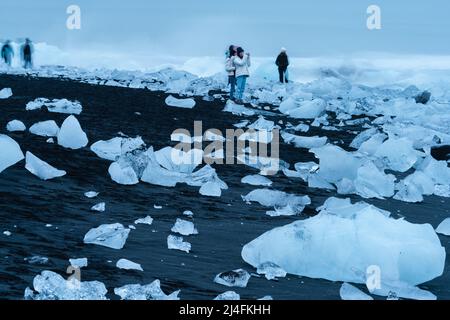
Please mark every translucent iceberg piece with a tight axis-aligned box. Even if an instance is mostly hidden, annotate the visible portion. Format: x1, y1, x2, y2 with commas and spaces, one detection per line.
26, 98, 82, 114
114, 280, 180, 300
83, 223, 130, 249
340, 283, 373, 300
165, 95, 195, 109
223, 100, 255, 116
6, 120, 26, 132
29, 120, 59, 137
281, 132, 327, 149
214, 291, 240, 300
436, 218, 450, 236
354, 162, 395, 199
116, 259, 143, 271
69, 258, 88, 268
90, 137, 123, 161
214, 269, 251, 288
171, 218, 198, 236
256, 262, 287, 280
242, 197, 445, 286
84, 191, 99, 198
134, 216, 153, 225
0, 88, 12, 99
242, 189, 311, 216
91, 202, 105, 212
25, 151, 66, 180
374, 137, 422, 172
57, 115, 88, 149
0, 134, 24, 173
25, 270, 107, 300
241, 174, 272, 186
167, 235, 191, 253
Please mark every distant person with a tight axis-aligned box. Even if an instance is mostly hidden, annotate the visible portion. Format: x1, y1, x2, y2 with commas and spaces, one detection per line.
275, 47, 289, 83
1, 41, 14, 66
233, 47, 251, 104
21, 38, 33, 69
225, 45, 237, 101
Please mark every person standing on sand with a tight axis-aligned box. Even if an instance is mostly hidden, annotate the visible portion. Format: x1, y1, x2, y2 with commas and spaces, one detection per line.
233, 47, 251, 104
21, 38, 33, 69
1, 41, 14, 66
275, 47, 289, 83
225, 45, 237, 101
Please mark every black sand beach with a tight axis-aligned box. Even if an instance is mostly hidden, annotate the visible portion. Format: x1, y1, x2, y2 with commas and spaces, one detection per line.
0, 74, 449, 300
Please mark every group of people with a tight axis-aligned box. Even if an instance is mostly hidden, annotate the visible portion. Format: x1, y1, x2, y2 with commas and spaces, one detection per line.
225, 45, 290, 103
1, 38, 34, 69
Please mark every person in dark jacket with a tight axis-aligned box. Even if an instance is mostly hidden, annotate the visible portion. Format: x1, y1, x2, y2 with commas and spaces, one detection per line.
275, 47, 289, 83
21, 38, 33, 69
1, 41, 14, 66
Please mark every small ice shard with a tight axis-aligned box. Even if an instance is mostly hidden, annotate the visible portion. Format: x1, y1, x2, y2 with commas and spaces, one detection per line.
46, 138, 54, 143
3, 231, 11, 236
91, 202, 106, 212
340, 283, 373, 300
167, 235, 191, 253
256, 262, 287, 280
57, 115, 88, 149
241, 174, 272, 186
214, 291, 240, 300
25, 151, 66, 180
154, 204, 162, 209
116, 258, 143, 271
25, 98, 82, 114
114, 280, 180, 300
281, 132, 328, 149
69, 258, 88, 268
165, 95, 195, 109
233, 120, 249, 128
134, 216, 153, 225
0, 88, 12, 99
25, 270, 107, 300
0, 134, 24, 173
25, 256, 49, 265
436, 218, 450, 236
84, 191, 99, 198
83, 223, 130, 250
242, 189, 311, 216
214, 269, 251, 288
171, 218, 198, 236
183, 210, 194, 217
223, 99, 255, 116
6, 120, 26, 132
258, 296, 273, 300
90, 137, 123, 161
199, 181, 222, 197
29, 120, 59, 137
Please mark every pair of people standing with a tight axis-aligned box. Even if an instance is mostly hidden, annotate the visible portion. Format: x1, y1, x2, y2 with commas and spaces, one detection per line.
0, 38, 33, 68
226, 45, 251, 104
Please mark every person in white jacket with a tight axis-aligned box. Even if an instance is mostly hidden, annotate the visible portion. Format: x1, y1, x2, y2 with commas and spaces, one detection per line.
225, 45, 237, 100
233, 47, 251, 104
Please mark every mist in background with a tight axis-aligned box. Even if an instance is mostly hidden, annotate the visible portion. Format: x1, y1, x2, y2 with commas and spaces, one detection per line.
1, 0, 449, 57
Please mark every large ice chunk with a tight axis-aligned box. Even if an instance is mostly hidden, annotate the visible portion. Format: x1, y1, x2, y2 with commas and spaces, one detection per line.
0, 134, 24, 173
374, 137, 422, 172
242, 189, 311, 216
354, 162, 395, 199
25, 151, 66, 180
214, 269, 251, 288
165, 95, 195, 109
83, 223, 130, 249
283, 99, 326, 119
114, 280, 180, 300
436, 218, 450, 236
24, 270, 107, 300
90, 137, 123, 161
167, 235, 191, 253
242, 197, 445, 287
6, 120, 26, 132
29, 120, 59, 137
57, 115, 88, 149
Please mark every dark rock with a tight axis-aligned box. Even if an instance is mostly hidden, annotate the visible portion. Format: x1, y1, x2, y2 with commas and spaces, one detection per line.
415, 91, 431, 104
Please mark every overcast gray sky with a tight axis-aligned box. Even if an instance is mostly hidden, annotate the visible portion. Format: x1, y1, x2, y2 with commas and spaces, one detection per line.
1, 0, 449, 57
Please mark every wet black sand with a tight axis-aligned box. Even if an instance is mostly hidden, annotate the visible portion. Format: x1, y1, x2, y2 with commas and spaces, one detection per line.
0, 74, 449, 300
